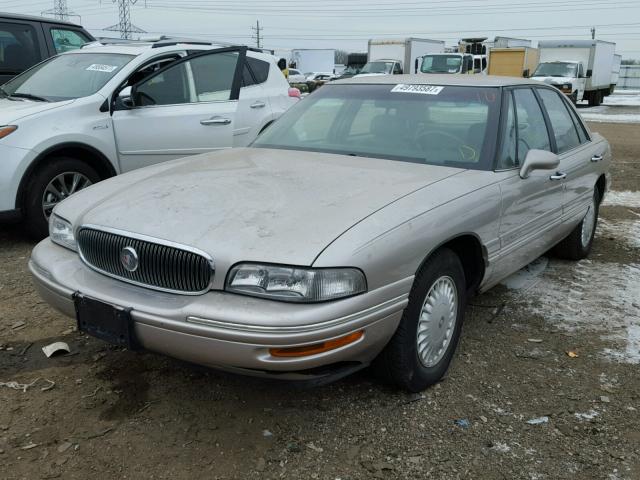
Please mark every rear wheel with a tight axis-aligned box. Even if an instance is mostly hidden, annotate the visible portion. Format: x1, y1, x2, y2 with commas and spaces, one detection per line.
24, 157, 100, 239
553, 189, 599, 260
588, 90, 602, 107
372, 248, 466, 392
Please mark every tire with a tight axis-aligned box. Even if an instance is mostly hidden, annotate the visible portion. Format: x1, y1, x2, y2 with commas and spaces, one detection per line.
24, 157, 100, 239
372, 248, 466, 392
552, 189, 599, 260
570, 91, 578, 105
588, 90, 602, 107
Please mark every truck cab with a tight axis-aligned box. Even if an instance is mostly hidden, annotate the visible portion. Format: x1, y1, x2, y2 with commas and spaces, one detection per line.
420, 53, 474, 74
531, 61, 585, 104
356, 59, 403, 77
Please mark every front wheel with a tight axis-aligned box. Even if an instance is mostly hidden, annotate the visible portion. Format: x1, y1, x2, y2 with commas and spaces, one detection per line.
372, 248, 466, 392
24, 157, 100, 239
553, 190, 599, 260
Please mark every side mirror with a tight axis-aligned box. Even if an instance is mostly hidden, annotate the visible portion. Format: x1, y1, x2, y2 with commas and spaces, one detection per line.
519, 149, 560, 179
114, 86, 134, 110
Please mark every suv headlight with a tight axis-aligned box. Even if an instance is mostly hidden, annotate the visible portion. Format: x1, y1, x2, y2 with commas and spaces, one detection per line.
49, 214, 77, 251
226, 264, 367, 302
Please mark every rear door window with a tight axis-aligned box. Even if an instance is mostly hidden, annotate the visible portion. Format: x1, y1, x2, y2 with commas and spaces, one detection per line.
0, 22, 40, 75
536, 88, 581, 153
50, 28, 90, 53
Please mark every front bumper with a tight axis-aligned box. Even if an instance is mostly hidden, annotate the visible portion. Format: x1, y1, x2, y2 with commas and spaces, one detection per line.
29, 239, 409, 380
0, 143, 36, 212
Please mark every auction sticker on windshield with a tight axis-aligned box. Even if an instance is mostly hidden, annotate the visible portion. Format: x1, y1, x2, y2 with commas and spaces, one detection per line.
391, 84, 444, 95
86, 64, 119, 73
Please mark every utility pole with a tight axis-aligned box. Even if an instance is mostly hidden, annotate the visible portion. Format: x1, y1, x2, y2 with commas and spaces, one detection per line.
251, 20, 263, 49
42, 0, 80, 22
103, 0, 146, 40
591, 27, 596, 40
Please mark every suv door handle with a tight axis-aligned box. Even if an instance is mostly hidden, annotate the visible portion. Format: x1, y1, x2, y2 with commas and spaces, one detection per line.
250, 101, 266, 109
550, 172, 567, 181
591, 154, 603, 162
200, 117, 231, 126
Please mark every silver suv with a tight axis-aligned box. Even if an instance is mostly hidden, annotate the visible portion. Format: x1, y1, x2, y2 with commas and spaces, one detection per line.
0, 38, 299, 237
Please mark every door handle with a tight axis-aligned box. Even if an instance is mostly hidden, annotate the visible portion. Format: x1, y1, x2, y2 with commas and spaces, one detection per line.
591, 154, 603, 162
200, 117, 231, 126
250, 101, 266, 109
550, 172, 567, 181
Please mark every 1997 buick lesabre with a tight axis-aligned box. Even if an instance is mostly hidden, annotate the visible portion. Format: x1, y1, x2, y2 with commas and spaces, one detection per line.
30, 75, 610, 391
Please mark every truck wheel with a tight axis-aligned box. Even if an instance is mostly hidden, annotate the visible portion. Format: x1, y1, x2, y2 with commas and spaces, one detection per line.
372, 248, 466, 392
24, 157, 100, 239
589, 91, 602, 107
570, 91, 578, 105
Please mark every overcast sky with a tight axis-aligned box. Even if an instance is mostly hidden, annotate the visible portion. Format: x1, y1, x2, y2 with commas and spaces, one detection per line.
5, 0, 640, 58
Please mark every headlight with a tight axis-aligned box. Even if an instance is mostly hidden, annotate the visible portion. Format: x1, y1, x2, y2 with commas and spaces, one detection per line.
226, 264, 367, 302
0, 125, 17, 139
49, 214, 77, 251
563, 83, 572, 90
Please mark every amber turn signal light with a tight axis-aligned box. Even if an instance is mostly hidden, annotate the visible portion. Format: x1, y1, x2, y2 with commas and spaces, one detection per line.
269, 330, 364, 358
0, 125, 17, 139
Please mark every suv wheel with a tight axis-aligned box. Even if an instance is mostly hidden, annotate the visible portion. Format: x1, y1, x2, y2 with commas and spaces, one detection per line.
24, 157, 100, 239
372, 248, 466, 392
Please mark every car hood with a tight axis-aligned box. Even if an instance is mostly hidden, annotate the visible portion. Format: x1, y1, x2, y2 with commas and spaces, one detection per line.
63, 148, 463, 266
0, 97, 74, 124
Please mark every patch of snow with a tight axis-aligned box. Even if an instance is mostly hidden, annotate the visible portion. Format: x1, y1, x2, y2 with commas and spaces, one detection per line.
491, 442, 511, 453
598, 217, 640, 249
504, 259, 640, 364
581, 113, 640, 124
602, 94, 640, 107
502, 257, 548, 290
602, 190, 640, 209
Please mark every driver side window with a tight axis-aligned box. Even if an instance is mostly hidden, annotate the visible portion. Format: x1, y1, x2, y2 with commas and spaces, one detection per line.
513, 88, 551, 165
134, 51, 239, 106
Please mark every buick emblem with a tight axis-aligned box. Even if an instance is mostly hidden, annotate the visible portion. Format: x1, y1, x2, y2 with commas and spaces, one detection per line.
120, 246, 139, 272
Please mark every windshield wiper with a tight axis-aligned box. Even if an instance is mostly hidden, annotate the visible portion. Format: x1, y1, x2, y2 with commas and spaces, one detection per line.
10, 92, 48, 102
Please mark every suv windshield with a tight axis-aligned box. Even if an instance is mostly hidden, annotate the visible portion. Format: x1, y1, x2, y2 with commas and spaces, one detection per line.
253, 84, 500, 170
360, 61, 394, 74
2, 52, 134, 101
533, 62, 578, 78
421, 55, 462, 74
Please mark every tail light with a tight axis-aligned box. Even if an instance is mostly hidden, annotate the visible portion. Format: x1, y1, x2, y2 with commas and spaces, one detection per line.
288, 87, 301, 99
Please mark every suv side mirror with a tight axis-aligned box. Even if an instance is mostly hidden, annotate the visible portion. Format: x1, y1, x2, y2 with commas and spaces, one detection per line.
114, 86, 134, 110
519, 149, 560, 179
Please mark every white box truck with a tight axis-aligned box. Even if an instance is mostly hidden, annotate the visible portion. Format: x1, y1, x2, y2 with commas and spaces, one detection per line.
358, 38, 444, 76
291, 49, 335, 75
531, 40, 616, 106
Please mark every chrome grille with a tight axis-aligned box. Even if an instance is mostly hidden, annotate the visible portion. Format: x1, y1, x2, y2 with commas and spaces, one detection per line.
77, 227, 213, 294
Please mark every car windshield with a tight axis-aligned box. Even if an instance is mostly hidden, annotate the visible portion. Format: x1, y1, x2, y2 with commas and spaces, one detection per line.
253, 84, 500, 170
421, 55, 462, 73
533, 62, 578, 78
360, 61, 394, 74
2, 52, 134, 101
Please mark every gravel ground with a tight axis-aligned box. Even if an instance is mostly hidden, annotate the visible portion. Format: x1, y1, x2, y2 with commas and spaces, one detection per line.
0, 122, 638, 480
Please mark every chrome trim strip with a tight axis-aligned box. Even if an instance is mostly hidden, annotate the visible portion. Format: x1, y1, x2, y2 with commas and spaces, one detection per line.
77, 224, 215, 296
186, 294, 409, 333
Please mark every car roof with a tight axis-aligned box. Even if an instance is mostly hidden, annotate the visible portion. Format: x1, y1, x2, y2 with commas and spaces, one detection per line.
0, 12, 82, 27
332, 74, 547, 87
